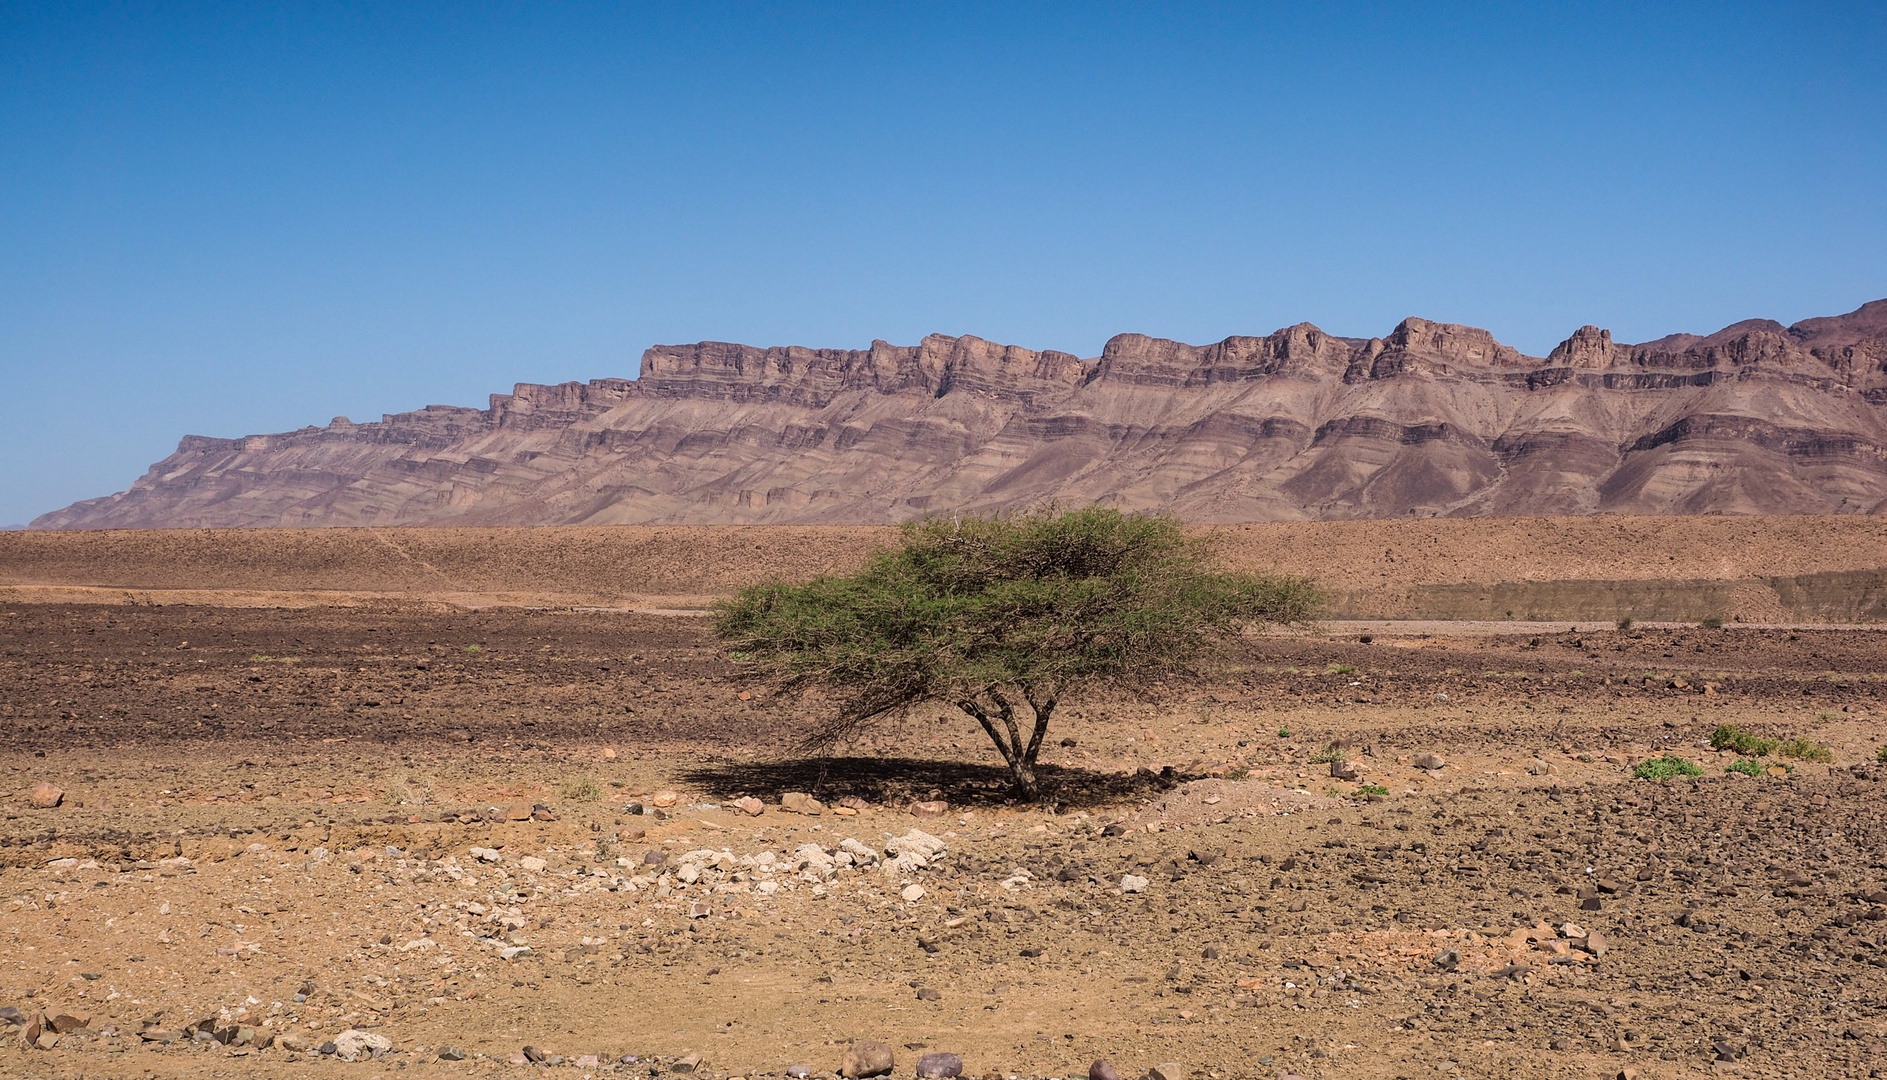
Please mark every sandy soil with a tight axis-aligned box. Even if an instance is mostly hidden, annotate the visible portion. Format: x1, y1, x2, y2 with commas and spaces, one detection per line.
6, 516, 1887, 619
3, 601, 1886, 1079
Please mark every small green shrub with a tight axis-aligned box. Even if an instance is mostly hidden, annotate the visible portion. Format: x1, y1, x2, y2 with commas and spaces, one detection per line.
1816, 711, 1839, 722
1699, 616, 1724, 630
1725, 758, 1767, 778
463, 643, 484, 653
1309, 742, 1349, 764
1877, 745, 1887, 764
1634, 755, 1703, 780
558, 776, 603, 801
1277, 727, 1292, 738
1711, 725, 1777, 756
1615, 616, 1634, 631
1357, 783, 1389, 796
1328, 663, 1357, 675
1224, 766, 1251, 781
1776, 738, 1833, 763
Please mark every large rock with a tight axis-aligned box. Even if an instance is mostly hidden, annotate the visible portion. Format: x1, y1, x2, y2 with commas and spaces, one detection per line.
36, 299, 1887, 529
28, 783, 63, 809
780, 792, 826, 815
839, 1039, 895, 1078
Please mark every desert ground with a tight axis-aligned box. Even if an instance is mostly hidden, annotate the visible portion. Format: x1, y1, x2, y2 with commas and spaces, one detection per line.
4, 520, 1887, 1080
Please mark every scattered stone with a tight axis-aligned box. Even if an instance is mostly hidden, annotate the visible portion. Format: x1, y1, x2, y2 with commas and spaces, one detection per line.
499, 945, 533, 960
334, 1029, 391, 1060
504, 802, 534, 821
277, 1032, 314, 1052
1526, 759, 1555, 775
47, 1010, 89, 1034
140, 1028, 182, 1044
1120, 874, 1150, 893
901, 884, 927, 902
786, 1067, 813, 1078
519, 856, 547, 873
576, 1054, 601, 1069
733, 796, 766, 816
916, 1051, 963, 1078
28, 782, 64, 808
911, 800, 949, 818
673, 1052, 703, 1072
0, 1007, 23, 1028
1147, 1062, 1184, 1080
915, 988, 942, 1001
1330, 760, 1359, 780
689, 902, 712, 919
317, 1041, 339, 1056
885, 829, 948, 872
1432, 949, 1460, 972
1089, 1061, 1122, 1080
437, 1046, 467, 1061
1413, 754, 1447, 771
781, 792, 826, 815
469, 846, 502, 862
840, 1039, 895, 1078
522, 1045, 548, 1063
650, 791, 680, 808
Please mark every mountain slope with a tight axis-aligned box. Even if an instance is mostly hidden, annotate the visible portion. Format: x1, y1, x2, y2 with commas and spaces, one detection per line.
33, 300, 1887, 528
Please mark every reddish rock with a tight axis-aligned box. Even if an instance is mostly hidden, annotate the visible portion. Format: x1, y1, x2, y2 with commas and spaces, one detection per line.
29, 782, 64, 809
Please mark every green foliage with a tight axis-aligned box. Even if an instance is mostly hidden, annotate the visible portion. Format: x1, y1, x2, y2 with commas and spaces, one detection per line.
1711, 724, 1777, 756
1633, 755, 1703, 780
1877, 745, 1887, 764
1776, 737, 1833, 763
1615, 616, 1634, 631
558, 776, 602, 801
1276, 726, 1292, 738
715, 507, 1322, 796
1327, 663, 1357, 675
1699, 616, 1724, 630
462, 643, 484, 653
1309, 742, 1349, 764
1357, 783, 1389, 796
1725, 758, 1767, 778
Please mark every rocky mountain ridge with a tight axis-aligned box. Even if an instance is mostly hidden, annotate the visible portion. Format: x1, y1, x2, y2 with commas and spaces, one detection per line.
34, 299, 1887, 528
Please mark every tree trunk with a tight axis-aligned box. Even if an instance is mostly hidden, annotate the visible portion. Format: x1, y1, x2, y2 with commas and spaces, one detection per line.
959, 687, 1055, 801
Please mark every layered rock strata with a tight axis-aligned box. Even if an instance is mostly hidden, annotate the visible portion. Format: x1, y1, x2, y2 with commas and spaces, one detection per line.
34, 301, 1887, 528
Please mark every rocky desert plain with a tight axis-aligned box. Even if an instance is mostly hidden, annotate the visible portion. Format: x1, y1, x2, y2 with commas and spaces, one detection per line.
7, 298, 1887, 1080
1, 517, 1886, 1080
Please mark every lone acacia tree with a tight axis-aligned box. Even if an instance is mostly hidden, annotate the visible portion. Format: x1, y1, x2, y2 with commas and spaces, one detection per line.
714, 507, 1321, 799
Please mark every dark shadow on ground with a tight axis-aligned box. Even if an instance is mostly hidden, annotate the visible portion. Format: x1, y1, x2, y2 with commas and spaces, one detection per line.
675, 756, 1182, 811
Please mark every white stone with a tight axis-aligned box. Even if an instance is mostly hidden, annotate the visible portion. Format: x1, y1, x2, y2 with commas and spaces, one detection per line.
901, 883, 927, 902
1120, 874, 1150, 893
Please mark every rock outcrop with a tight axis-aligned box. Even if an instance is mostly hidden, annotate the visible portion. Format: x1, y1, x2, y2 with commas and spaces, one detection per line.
33, 300, 1887, 528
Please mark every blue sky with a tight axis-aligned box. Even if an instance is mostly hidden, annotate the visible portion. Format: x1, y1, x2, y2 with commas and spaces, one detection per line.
3, 2, 1884, 525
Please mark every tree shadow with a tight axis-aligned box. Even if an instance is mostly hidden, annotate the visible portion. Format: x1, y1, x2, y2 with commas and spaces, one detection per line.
674, 756, 1180, 811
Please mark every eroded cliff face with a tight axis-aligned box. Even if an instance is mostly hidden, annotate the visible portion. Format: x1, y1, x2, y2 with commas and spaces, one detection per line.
33, 299, 1887, 528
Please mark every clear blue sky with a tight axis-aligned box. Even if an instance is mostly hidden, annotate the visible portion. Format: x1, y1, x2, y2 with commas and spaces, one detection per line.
3, 3, 1884, 525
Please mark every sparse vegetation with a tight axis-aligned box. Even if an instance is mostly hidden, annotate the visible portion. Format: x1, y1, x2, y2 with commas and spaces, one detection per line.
558, 775, 603, 801
1725, 758, 1767, 778
462, 643, 484, 653
1615, 616, 1634, 631
1776, 737, 1833, 763
1327, 663, 1357, 675
1224, 766, 1250, 781
1277, 727, 1292, 738
1634, 755, 1703, 780
1878, 745, 1887, 764
1699, 616, 1724, 630
1309, 742, 1349, 764
715, 507, 1322, 798
1816, 711, 1839, 722
1357, 782, 1389, 796
1711, 724, 1777, 756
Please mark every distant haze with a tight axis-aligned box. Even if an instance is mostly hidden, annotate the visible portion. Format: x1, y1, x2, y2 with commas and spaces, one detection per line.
3, 6, 1884, 524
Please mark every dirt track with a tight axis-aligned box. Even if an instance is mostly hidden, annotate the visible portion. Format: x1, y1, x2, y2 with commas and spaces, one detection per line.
4, 600, 1887, 1079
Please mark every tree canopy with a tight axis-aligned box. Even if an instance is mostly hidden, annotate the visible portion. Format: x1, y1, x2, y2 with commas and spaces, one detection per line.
713, 507, 1322, 798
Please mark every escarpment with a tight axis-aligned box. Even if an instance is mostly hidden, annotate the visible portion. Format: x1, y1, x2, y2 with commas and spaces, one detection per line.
33, 299, 1887, 528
